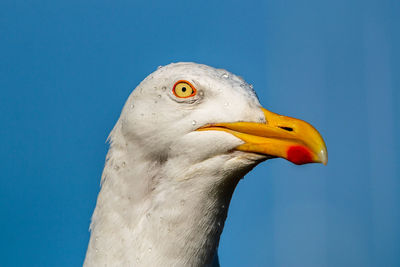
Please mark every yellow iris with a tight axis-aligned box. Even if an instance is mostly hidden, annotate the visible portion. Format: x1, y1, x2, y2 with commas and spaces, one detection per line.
173, 81, 196, 98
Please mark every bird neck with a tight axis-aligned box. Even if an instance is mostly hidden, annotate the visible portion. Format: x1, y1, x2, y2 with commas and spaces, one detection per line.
84, 137, 241, 266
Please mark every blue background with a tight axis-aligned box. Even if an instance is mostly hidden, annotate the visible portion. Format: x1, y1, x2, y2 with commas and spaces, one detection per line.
1, 0, 399, 266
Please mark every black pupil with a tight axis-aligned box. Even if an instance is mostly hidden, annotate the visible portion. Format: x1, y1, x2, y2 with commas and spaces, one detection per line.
182, 87, 187, 92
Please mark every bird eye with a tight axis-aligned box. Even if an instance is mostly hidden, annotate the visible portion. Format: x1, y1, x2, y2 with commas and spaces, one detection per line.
173, 81, 196, 98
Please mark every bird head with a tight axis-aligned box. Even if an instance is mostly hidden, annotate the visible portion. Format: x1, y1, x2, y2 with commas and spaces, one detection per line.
115, 62, 327, 185
85, 62, 328, 267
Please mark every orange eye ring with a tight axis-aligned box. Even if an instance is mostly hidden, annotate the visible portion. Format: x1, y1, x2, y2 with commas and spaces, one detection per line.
172, 80, 197, 98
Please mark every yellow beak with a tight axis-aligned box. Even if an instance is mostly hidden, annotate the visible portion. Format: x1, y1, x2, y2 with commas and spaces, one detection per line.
197, 108, 327, 165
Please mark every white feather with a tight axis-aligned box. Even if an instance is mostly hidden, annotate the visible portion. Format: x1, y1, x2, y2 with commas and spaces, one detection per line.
84, 62, 268, 266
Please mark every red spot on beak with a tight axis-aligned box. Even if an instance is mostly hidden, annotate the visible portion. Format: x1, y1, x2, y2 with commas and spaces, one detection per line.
287, 146, 313, 165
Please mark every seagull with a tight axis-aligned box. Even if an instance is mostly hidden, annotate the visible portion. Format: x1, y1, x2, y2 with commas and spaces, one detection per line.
83, 62, 327, 267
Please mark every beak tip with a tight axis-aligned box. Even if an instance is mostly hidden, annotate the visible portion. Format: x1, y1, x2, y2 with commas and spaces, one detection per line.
318, 148, 328, 165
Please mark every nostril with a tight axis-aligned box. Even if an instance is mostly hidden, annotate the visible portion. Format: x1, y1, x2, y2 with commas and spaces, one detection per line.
278, 126, 294, 132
